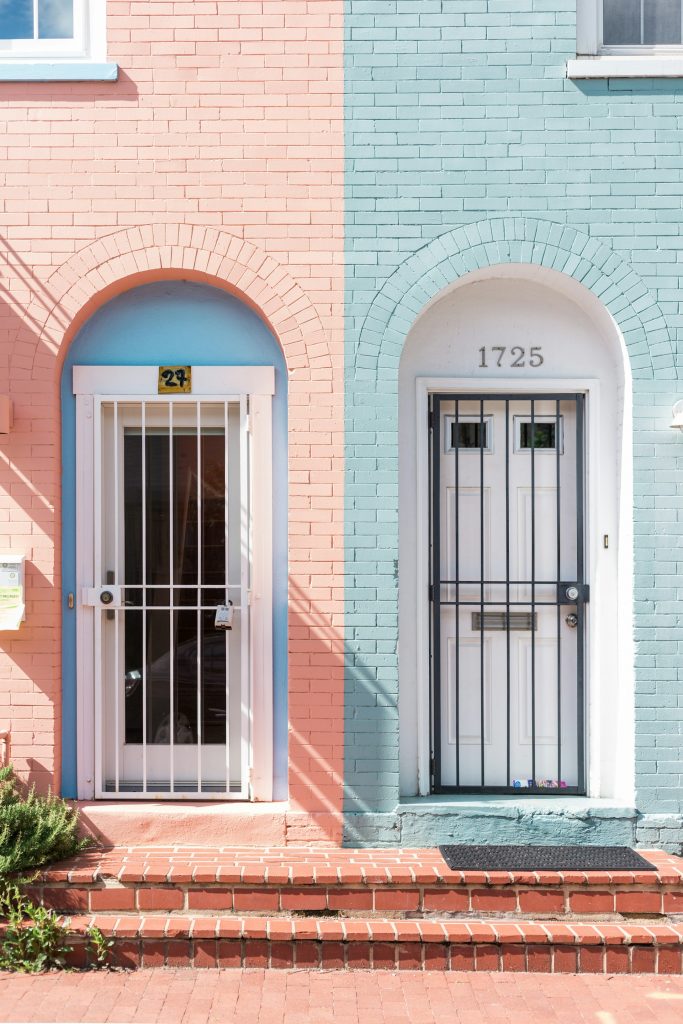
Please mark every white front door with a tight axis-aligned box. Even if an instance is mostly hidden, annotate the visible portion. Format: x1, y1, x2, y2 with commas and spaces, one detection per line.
74, 366, 274, 800
431, 394, 587, 793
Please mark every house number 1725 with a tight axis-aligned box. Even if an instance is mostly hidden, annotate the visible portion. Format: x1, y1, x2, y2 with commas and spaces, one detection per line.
478, 346, 544, 369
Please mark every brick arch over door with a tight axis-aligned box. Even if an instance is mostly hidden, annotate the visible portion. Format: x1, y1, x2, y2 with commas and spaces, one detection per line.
19, 224, 333, 379
8, 224, 343, 842
356, 217, 675, 380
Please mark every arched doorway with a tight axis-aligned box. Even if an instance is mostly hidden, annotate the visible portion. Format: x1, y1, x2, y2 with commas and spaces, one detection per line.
61, 281, 288, 802
398, 266, 633, 803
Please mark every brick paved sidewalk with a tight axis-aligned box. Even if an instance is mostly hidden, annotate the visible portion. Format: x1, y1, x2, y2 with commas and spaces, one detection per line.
1, 970, 683, 1023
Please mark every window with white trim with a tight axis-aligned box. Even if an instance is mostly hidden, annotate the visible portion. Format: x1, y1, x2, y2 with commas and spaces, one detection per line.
578, 0, 683, 55
0, 0, 106, 64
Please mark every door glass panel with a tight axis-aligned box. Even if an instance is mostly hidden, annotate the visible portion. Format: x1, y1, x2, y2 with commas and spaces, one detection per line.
445, 416, 493, 452
519, 422, 555, 450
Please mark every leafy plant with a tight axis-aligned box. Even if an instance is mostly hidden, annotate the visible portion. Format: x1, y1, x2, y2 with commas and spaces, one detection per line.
0, 764, 90, 876
0, 765, 110, 971
85, 924, 113, 968
0, 880, 73, 973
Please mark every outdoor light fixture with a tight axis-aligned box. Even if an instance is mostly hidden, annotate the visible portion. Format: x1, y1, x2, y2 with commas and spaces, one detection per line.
671, 400, 683, 430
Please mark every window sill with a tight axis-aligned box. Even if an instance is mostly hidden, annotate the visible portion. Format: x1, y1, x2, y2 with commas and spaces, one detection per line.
0, 61, 118, 82
568, 56, 683, 78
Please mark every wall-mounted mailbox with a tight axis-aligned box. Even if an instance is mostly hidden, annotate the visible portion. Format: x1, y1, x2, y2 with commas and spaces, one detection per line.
0, 397, 13, 435
0, 555, 25, 630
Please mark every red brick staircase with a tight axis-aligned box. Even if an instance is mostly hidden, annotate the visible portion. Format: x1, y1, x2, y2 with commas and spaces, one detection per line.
23, 847, 683, 973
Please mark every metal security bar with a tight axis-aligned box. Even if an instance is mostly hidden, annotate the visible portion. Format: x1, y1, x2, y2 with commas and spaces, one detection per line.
429, 394, 587, 796
93, 397, 250, 799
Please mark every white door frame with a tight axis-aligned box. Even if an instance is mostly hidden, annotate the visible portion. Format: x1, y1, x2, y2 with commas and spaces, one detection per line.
415, 377, 602, 797
73, 365, 275, 801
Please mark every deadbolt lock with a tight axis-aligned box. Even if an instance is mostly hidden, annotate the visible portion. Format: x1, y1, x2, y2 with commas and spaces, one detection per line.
558, 582, 589, 605
100, 590, 114, 605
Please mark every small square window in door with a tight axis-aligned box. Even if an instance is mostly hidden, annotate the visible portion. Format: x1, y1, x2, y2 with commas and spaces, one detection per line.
445, 416, 493, 453
515, 417, 563, 453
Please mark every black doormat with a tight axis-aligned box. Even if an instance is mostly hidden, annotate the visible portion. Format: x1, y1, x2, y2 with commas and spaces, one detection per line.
439, 845, 657, 872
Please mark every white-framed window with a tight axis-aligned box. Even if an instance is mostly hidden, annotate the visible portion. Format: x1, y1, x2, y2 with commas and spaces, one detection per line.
572, 0, 683, 75
0, 0, 106, 63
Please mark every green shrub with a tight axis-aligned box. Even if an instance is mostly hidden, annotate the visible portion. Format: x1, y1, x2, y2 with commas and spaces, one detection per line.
0, 764, 90, 877
0, 767, 111, 971
0, 881, 112, 973
0, 880, 73, 973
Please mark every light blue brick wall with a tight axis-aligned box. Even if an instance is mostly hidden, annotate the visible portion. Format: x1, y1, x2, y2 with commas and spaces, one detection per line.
344, 1, 683, 849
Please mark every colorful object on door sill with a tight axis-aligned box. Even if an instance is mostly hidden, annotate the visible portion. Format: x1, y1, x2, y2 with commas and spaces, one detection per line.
512, 779, 568, 789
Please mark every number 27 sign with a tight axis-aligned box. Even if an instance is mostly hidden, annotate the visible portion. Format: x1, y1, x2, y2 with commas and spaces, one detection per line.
158, 366, 192, 393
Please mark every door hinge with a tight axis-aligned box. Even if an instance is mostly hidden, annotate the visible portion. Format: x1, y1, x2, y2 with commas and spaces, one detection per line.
429, 583, 434, 602
429, 755, 435, 781
428, 410, 434, 430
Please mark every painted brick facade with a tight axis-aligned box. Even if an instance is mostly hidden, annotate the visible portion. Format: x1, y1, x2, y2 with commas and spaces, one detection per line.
344, 1, 683, 849
0, 2, 345, 843
1, 1, 682, 851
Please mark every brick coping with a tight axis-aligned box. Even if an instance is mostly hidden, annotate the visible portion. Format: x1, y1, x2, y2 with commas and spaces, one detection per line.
40, 847, 683, 887
34, 915, 683, 945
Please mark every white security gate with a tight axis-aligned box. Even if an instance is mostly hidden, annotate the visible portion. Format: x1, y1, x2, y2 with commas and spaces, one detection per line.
74, 367, 274, 800
430, 394, 587, 794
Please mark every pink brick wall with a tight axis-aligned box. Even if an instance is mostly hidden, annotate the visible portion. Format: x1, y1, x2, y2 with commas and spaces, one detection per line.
0, 2, 344, 842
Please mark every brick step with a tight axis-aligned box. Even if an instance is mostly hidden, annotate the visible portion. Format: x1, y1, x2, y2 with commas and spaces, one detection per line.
32, 847, 683, 920
31, 877, 683, 919
31, 915, 683, 974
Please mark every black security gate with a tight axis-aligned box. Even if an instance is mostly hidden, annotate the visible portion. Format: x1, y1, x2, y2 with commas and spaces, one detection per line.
429, 393, 587, 795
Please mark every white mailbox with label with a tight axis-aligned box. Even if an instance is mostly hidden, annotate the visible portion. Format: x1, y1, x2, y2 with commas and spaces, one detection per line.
0, 555, 25, 630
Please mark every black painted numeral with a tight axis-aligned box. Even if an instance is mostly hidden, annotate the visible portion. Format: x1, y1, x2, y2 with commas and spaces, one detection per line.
477, 347, 544, 369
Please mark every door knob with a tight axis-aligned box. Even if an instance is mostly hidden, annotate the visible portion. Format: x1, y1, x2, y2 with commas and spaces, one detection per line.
565, 613, 578, 629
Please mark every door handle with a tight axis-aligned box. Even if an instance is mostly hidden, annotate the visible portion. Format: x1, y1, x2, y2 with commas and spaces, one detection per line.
565, 613, 578, 629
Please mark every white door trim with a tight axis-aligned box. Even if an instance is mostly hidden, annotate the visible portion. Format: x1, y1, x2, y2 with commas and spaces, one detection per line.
415, 377, 602, 797
74, 365, 274, 801
73, 365, 275, 396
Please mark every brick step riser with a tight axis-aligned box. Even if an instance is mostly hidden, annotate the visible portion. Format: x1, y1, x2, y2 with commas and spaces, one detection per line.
62, 935, 683, 974
32, 883, 683, 919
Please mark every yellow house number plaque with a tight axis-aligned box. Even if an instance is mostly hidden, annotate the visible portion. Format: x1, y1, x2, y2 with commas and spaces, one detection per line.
158, 366, 192, 393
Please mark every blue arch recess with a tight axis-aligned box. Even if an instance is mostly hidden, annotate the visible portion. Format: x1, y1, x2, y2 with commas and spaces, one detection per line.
61, 280, 288, 800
